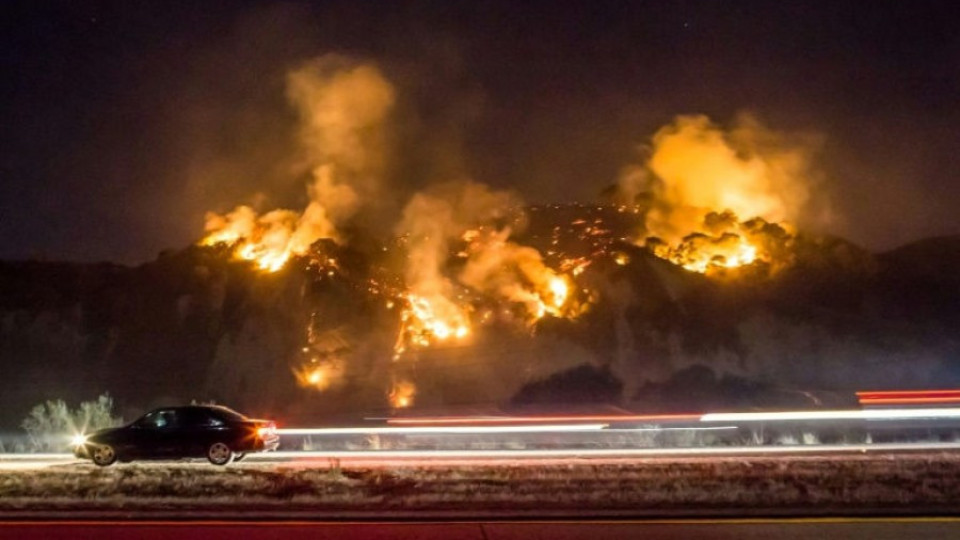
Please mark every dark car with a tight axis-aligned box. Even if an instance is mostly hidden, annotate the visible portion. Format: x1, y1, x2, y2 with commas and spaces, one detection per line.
73, 405, 280, 466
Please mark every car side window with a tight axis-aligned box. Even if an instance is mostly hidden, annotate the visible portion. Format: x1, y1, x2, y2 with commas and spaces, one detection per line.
157, 410, 178, 429
182, 409, 225, 427
138, 410, 178, 429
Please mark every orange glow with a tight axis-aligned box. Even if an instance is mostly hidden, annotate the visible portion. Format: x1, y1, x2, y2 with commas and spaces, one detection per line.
457, 227, 584, 322
394, 293, 470, 358
651, 226, 761, 274
621, 115, 812, 276
200, 206, 332, 273
293, 362, 344, 392
389, 380, 416, 409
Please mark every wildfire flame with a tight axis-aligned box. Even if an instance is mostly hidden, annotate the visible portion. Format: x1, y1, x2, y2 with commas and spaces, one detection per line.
293, 360, 344, 392
618, 114, 815, 275
645, 211, 794, 274
394, 293, 471, 358
200, 205, 335, 273
458, 227, 581, 323
389, 380, 416, 409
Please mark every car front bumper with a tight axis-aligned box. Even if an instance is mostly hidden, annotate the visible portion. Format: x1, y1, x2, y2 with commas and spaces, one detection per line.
256, 435, 280, 452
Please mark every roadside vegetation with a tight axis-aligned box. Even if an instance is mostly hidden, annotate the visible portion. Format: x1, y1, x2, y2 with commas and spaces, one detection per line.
2, 452, 960, 516
18, 394, 122, 452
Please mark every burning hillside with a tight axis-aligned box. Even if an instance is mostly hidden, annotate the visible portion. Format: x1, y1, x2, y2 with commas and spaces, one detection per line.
1, 222, 959, 430
192, 57, 846, 411
202, 184, 600, 409
5, 54, 958, 431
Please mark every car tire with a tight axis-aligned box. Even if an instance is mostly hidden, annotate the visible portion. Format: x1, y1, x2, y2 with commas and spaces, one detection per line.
207, 442, 234, 466
91, 445, 118, 467
233, 452, 247, 463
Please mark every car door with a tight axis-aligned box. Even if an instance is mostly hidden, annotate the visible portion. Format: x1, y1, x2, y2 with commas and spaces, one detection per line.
180, 408, 230, 456
138, 409, 183, 458
125, 410, 172, 458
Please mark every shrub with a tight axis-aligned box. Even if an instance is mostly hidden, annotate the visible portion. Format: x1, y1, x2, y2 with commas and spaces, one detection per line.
21, 393, 122, 452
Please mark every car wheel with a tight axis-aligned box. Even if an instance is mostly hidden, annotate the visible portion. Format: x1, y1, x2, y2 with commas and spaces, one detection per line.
207, 442, 234, 466
233, 452, 247, 463
91, 445, 118, 467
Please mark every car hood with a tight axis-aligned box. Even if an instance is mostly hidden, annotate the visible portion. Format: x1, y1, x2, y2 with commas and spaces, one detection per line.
87, 426, 124, 443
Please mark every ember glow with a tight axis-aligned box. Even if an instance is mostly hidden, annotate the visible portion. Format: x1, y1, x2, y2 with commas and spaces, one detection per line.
394, 293, 471, 357
294, 360, 344, 392
389, 380, 416, 409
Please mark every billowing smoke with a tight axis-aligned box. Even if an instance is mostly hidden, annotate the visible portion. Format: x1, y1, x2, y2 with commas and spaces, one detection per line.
202, 57, 395, 269
459, 228, 573, 321
286, 56, 396, 223
618, 114, 825, 273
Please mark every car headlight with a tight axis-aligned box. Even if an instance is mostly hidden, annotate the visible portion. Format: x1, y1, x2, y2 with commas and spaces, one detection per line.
70, 433, 88, 447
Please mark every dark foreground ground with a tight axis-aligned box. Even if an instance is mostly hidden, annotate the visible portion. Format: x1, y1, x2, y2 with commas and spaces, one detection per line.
3, 519, 960, 540
2, 451, 960, 519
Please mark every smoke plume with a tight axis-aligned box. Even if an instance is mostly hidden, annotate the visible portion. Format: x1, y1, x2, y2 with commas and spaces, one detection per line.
394, 181, 518, 329
202, 58, 395, 268
286, 56, 396, 222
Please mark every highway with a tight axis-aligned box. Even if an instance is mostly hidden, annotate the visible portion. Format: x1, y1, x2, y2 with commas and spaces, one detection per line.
3, 442, 960, 470
2, 518, 960, 540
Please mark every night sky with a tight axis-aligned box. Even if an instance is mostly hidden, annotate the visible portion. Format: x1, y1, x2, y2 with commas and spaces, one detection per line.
2, 0, 959, 263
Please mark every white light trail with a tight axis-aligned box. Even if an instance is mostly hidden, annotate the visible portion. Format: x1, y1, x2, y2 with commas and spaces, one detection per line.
603, 426, 737, 432
8, 442, 960, 467
276, 423, 608, 436
700, 408, 960, 423
246, 441, 960, 461
384, 414, 699, 425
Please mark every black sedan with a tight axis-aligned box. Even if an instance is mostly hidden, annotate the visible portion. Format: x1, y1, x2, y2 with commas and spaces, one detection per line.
73, 405, 280, 466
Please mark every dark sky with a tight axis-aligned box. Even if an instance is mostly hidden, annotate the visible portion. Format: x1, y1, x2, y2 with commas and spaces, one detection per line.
2, 0, 959, 263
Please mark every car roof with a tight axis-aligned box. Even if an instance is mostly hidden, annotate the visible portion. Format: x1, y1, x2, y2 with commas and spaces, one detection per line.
146, 405, 245, 415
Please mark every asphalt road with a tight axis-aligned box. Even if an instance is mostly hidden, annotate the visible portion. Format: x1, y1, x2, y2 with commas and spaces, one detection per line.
2, 442, 959, 471
2, 519, 960, 540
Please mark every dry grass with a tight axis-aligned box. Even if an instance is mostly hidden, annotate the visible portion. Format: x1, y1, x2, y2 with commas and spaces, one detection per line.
2, 452, 960, 515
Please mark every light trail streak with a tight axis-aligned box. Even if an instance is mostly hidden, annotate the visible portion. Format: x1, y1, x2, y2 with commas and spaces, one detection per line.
700, 408, 960, 422
242, 441, 960, 461
603, 426, 736, 432
856, 390, 960, 399
384, 414, 699, 425
6, 442, 960, 470
857, 390, 960, 405
860, 397, 960, 405
276, 423, 608, 435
